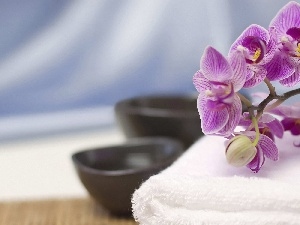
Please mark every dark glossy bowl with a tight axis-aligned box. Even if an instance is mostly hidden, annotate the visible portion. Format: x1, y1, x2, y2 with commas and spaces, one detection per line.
72, 137, 184, 216
114, 94, 203, 148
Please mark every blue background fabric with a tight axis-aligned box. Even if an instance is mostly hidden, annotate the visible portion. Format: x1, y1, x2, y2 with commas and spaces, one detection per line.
0, 0, 298, 139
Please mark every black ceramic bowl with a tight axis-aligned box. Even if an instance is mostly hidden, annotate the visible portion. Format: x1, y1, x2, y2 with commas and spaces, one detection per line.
114, 94, 203, 148
72, 137, 184, 216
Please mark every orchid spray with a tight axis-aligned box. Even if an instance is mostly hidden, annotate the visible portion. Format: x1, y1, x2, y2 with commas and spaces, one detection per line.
193, 1, 300, 173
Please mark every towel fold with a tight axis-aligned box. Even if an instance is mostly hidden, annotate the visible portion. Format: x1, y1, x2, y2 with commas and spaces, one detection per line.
132, 133, 300, 225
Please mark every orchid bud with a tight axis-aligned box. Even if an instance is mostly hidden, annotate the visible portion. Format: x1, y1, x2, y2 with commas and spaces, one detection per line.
225, 135, 257, 167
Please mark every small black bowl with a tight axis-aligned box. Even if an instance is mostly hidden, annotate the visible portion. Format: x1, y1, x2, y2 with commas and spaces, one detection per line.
114, 94, 203, 148
72, 137, 184, 216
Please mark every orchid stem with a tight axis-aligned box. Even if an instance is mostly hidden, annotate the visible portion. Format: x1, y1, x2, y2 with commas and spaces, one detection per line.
251, 117, 260, 147
255, 87, 300, 115
264, 78, 276, 96
237, 92, 252, 107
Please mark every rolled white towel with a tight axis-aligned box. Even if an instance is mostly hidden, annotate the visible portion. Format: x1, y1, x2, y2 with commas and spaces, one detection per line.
132, 133, 300, 225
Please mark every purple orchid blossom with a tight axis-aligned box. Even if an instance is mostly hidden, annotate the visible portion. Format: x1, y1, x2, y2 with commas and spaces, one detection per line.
193, 46, 247, 136
244, 131, 279, 173
270, 103, 300, 136
192, 1, 300, 173
264, 1, 300, 87
239, 112, 284, 141
282, 118, 300, 135
237, 113, 282, 172
230, 24, 276, 88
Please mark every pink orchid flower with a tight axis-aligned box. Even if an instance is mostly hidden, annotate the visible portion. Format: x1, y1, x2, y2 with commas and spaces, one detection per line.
193, 46, 246, 136
229, 24, 276, 88
239, 112, 284, 141
238, 113, 282, 172
264, 1, 300, 87
245, 131, 279, 173
271, 103, 300, 136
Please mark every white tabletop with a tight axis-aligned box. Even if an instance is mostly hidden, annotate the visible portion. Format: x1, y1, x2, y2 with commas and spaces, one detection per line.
0, 127, 125, 201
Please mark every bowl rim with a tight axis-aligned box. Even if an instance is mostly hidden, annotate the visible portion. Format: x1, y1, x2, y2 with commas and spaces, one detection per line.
71, 137, 184, 176
114, 93, 199, 118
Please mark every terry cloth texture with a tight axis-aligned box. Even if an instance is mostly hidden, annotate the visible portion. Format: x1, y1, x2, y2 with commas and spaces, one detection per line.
132, 133, 300, 225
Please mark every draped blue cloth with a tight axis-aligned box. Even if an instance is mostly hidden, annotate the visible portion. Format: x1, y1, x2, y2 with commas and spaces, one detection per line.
0, 0, 295, 117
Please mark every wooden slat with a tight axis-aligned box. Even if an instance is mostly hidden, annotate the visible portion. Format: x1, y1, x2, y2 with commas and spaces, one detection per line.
0, 198, 137, 225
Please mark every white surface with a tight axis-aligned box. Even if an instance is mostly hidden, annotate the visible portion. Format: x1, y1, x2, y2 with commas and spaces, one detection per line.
133, 133, 300, 225
0, 127, 125, 200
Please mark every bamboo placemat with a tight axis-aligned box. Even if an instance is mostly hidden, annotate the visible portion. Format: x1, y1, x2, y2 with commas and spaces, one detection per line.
0, 198, 137, 225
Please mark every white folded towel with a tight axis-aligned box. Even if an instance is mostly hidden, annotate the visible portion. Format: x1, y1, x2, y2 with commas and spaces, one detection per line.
132, 133, 300, 225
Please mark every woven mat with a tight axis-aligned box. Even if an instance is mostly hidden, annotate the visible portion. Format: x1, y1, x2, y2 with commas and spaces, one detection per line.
0, 198, 137, 225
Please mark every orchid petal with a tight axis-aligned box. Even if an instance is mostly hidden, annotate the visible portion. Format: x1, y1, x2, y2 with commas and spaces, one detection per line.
286, 27, 300, 41
264, 51, 295, 81
279, 67, 300, 87
260, 37, 276, 65
238, 120, 253, 128
260, 128, 275, 141
228, 51, 247, 91
269, 26, 278, 43
238, 114, 252, 127
269, 108, 284, 117
247, 147, 265, 173
201, 46, 233, 82
193, 70, 211, 93
270, 1, 300, 39
290, 103, 300, 117
238, 117, 267, 129
217, 94, 242, 136
230, 24, 270, 52
259, 113, 276, 124
244, 66, 257, 81
265, 117, 284, 138
258, 134, 279, 161
242, 36, 266, 64
269, 107, 287, 117
245, 132, 278, 172
291, 123, 300, 135
271, 104, 300, 118
243, 65, 266, 88
197, 94, 229, 134
281, 117, 296, 130
239, 112, 267, 128
245, 67, 255, 81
